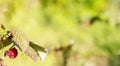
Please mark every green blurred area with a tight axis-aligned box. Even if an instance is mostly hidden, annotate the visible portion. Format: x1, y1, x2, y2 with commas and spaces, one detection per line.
0, 0, 120, 66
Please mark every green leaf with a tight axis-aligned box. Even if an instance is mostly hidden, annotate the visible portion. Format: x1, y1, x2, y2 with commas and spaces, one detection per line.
24, 41, 48, 62
0, 39, 12, 50
0, 28, 13, 49
29, 41, 47, 52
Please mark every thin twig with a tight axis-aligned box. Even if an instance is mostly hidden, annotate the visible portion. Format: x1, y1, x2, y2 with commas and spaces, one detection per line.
0, 41, 5, 66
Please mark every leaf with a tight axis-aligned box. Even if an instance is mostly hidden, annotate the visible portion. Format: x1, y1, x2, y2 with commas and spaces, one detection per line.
0, 24, 5, 30
24, 46, 38, 61
10, 30, 48, 62
29, 41, 47, 52
0, 39, 13, 49
38, 51, 47, 63
24, 41, 48, 62
0, 30, 13, 49
10, 30, 29, 52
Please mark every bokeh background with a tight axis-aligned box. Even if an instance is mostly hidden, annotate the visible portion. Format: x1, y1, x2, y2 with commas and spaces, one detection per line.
0, 0, 120, 66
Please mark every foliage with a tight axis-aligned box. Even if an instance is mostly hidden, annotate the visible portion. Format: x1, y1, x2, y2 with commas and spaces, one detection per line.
0, 25, 48, 66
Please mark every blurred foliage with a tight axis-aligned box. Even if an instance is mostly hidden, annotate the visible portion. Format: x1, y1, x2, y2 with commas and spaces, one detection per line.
0, 0, 120, 66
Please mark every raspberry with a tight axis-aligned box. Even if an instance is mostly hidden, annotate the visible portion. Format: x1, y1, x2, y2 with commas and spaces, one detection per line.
7, 47, 18, 59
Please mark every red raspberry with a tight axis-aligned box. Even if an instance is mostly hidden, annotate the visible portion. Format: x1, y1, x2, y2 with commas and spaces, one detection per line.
7, 47, 18, 59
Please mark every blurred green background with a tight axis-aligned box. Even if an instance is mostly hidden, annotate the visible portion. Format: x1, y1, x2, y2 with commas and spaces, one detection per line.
0, 0, 120, 66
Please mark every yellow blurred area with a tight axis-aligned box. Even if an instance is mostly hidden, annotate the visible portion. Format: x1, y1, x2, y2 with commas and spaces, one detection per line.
0, 0, 120, 66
